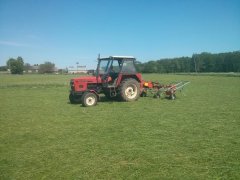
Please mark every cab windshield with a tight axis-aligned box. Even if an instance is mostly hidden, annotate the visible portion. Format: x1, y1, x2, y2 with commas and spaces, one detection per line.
97, 59, 122, 75
98, 59, 111, 74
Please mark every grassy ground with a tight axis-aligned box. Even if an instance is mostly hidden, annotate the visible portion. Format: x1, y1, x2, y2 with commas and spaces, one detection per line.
0, 74, 240, 179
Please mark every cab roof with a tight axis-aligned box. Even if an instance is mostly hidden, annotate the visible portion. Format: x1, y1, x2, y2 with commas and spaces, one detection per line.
99, 56, 135, 60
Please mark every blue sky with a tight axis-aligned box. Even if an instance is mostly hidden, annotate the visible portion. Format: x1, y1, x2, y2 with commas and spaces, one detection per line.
0, 0, 239, 69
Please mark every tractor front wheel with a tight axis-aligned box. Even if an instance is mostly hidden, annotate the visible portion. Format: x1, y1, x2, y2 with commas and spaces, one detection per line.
82, 92, 98, 107
119, 78, 140, 101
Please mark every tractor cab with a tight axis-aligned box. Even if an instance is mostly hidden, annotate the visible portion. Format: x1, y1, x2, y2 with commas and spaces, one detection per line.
97, 56, 137, 88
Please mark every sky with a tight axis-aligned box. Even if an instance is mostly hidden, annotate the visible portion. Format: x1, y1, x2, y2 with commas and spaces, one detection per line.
0, 0, 240, 69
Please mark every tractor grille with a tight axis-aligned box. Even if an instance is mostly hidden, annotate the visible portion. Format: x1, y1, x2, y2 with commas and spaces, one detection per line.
70, 80, 74, 90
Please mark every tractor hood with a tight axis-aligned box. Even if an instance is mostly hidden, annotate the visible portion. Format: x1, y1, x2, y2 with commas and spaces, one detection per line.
71, 76, 102, 83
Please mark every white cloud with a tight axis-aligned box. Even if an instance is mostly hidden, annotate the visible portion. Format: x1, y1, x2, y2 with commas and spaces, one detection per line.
0, 40, 28, 47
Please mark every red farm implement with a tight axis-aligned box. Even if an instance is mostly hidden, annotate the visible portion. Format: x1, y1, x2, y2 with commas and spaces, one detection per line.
141, 81, 190, 99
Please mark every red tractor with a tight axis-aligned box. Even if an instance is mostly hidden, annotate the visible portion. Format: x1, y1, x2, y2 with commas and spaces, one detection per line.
69, 56, 143, 107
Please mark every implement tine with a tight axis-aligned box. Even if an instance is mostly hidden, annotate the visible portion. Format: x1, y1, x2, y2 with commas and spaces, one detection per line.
175, 81, 190, 90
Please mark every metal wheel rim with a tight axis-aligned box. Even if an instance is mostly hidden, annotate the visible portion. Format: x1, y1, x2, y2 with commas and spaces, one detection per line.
125, 85, 137, 99
86, 96, 96, 106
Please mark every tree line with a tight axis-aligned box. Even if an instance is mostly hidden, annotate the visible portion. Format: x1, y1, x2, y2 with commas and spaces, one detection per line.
2, 51, 240, 74
1, 57, 57, 74
136, 51, 240, 73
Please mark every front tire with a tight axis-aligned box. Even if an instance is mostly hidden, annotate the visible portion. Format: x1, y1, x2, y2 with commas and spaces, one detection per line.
119, 78, 140, 101
82, 92, 98, 107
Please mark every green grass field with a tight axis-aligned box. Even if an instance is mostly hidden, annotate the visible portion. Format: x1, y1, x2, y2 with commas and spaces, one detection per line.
0, 74, 240, 179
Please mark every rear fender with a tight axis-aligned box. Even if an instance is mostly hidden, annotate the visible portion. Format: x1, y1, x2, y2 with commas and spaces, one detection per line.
89, 90, 100, 100
116, 74, 143, 88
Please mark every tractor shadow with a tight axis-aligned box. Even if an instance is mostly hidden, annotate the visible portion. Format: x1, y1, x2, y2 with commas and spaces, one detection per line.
67, 101, 80, 105
99, 96, 122, 103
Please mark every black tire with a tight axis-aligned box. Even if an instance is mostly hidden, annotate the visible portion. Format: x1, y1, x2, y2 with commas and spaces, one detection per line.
69, 94, 82, 104
170, 94, 176, 100
119, 78, 140, 102
81, 92, 98, 107
140, 91, 147, 97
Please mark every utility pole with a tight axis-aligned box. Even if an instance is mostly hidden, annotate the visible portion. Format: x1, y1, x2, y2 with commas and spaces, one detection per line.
76, 62, 79, 74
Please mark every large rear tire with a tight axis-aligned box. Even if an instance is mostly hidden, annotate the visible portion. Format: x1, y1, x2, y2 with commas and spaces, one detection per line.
119, 78, 140, 101
82, 92, 98, 107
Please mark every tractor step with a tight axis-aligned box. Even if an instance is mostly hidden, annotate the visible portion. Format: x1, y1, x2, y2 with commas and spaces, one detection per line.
109, 86, 117, 97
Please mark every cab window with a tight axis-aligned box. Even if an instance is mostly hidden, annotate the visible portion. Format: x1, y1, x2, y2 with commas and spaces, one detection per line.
121, 60, 136, 73
111, 60, 121, 73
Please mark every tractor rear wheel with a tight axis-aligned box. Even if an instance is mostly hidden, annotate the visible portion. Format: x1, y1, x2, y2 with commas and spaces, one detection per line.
119, 78, 140, 101
82, 92, 97, 107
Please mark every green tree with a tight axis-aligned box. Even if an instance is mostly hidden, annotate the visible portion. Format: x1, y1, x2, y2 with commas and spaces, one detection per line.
0, 66, 8, 71
135, 61, 143, 72
135, 51, 240, 73
142, 61, 158, 73
39, 61, 55, 73
6, 56, 24, 74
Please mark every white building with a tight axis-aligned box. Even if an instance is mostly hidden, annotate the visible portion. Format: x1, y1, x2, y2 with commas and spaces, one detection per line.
68, 65, 87, 74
